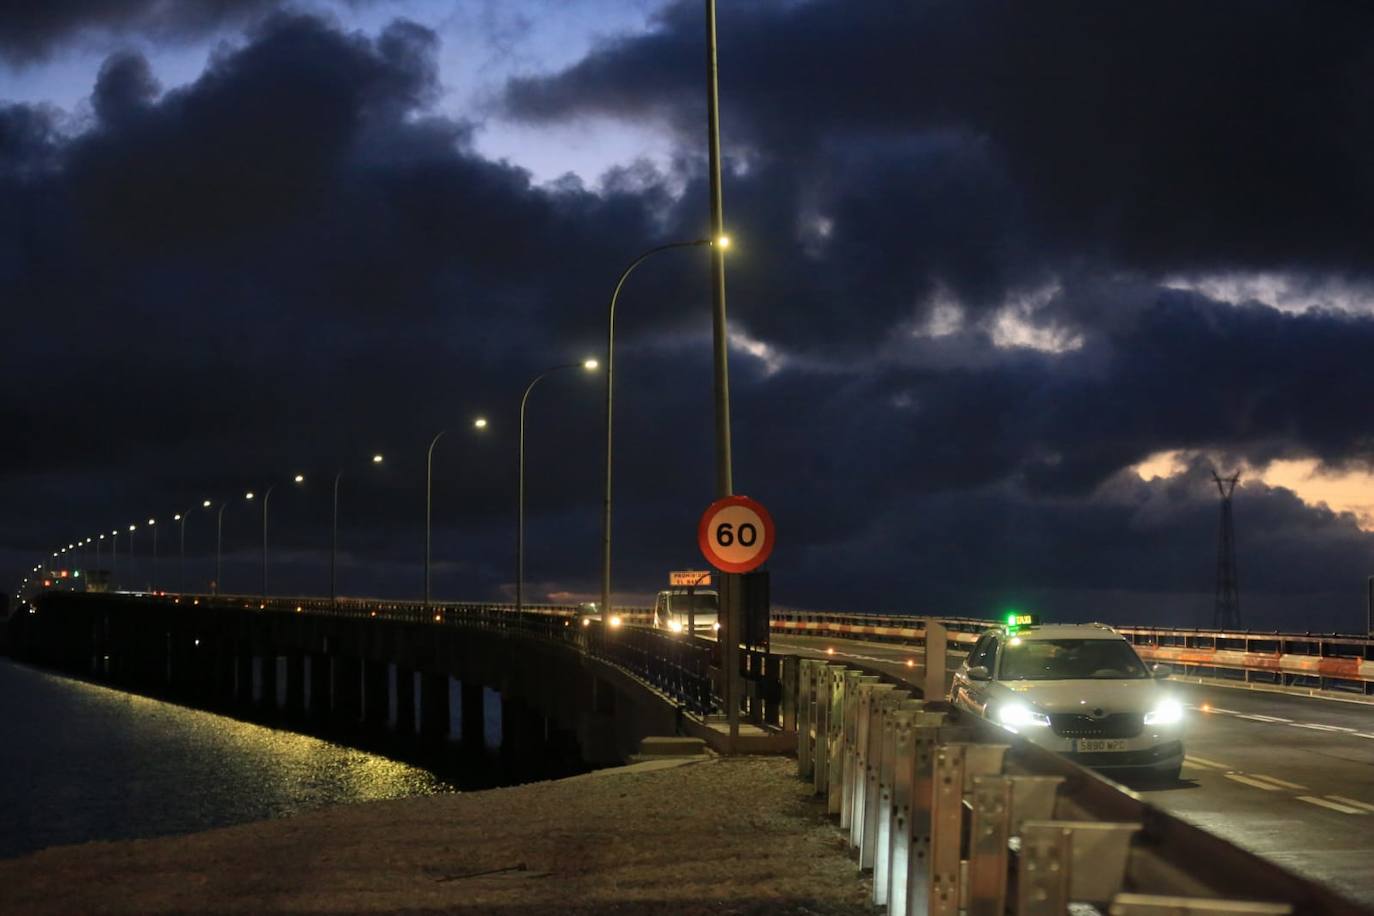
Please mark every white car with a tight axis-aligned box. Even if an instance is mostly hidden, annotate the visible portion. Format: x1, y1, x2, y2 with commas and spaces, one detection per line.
950, 618, 1184, 781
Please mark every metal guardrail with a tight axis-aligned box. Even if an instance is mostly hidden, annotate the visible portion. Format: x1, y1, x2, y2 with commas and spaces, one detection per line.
63, 590, 1374, 703
101, 592, 712, 717
769, 609, 1374, 697
795, 653, 1365, 915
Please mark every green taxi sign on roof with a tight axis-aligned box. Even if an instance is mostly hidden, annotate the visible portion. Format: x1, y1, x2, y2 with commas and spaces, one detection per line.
1005, 611, 1038, 629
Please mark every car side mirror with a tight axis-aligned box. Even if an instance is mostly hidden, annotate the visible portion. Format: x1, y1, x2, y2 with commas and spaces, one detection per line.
967, 665, 991, 681
1152, 663, 1171, 679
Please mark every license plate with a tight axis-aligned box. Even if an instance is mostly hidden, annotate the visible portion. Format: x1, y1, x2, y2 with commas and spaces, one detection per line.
1077, 739, 1128, 752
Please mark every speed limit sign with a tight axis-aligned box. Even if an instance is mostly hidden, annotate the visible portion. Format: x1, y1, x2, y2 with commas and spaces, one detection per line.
698, 494, 775, 573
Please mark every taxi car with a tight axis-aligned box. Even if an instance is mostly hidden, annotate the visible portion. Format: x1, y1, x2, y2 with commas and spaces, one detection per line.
950, 615, 1184, 780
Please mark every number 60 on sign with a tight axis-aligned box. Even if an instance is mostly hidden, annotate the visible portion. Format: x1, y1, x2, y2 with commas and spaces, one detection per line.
697, 494, 776, 573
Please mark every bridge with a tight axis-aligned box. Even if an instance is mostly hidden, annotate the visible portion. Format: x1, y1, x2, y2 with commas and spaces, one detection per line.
6, 589, 1374, 914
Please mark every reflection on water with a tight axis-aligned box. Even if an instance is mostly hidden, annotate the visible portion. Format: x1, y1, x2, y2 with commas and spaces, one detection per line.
0, 659, 451, 859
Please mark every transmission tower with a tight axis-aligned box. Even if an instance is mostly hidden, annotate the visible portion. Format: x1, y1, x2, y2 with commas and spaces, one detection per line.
1212, 471, 1241, 629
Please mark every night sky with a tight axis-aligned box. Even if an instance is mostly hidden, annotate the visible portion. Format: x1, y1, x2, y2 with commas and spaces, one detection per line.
6, 1, 1374, 632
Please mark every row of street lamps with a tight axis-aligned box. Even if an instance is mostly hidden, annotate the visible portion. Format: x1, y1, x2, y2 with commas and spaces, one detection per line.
19, 235, 725, 614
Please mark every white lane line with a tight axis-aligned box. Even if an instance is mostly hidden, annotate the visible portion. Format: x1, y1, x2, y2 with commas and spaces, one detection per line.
1326, 795, 1374, 814
1234, 714, 1293, 723
1207, 707, 1243, 715
1182, 756, 1223, 770
1225, 774, 1283, 791
1290, 722, 1356, 733
1185, 754, 1232, 769
1354, 733, 1374, 740
1246, 774, 1307, 791
1297, 796, 1367, 815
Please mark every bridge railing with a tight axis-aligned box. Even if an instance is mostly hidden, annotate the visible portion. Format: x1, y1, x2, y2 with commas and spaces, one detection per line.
768, 607, 1374, 698
144, 592, 718, 720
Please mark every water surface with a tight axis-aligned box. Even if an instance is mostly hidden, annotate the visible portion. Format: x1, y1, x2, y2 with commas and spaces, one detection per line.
0, 659, 451, 859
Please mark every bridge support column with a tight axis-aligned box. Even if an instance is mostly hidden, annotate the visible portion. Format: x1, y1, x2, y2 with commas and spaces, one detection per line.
363, 660, 389, 728
461, 681, 485, 753
284, 651, 306, 717
235, 645, 254, 705
308, 654, 331, 719
394, 668, 416, 735
260, 653, 279, 711
334, 656, 363, 724
420, 673, 450, 741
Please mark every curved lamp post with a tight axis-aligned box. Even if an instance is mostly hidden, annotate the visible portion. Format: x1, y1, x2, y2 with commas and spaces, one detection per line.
147, 518, 157, 592
332, 454, 385, 605
517, 359, 599, 614
127, 524, 137, 588
254, 475, 304, 601
426, 419, 487, 609
600, 239, 718, 623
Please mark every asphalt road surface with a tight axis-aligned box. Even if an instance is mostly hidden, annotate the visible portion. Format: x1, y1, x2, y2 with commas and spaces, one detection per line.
771, 633, 1374, 908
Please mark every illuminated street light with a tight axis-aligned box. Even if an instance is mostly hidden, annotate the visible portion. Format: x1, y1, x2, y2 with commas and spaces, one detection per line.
147, 518, 158, 592
203, 499, 212, 508
517, 359, 600, 615
261, 474, 305, 599
425, 419, 488, 608
601, 238, 713, 625
245, 491, 255, 500
332, 454, 385, 604
715, 235, 731, 249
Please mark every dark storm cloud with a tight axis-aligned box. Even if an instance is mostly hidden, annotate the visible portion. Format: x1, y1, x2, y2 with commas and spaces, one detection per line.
506, 0, 1374, 278
6, 8, 1374, 629
0, 0, 286, 64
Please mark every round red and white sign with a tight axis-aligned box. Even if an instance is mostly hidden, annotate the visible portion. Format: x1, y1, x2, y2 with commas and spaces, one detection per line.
698, 495, 775, 573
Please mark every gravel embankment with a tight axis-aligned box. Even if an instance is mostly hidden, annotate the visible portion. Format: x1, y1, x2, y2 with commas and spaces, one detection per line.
0, 756, 874, 914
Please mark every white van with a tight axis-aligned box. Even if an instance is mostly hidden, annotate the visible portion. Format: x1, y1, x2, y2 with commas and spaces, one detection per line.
652, 588, 720, 635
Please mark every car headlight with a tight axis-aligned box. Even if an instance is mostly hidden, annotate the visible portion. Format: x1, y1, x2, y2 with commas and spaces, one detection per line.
668, 620, 684, 633
996, 702, 1050, 728
1144, 699, 1183, 726
712, 622, 721, 631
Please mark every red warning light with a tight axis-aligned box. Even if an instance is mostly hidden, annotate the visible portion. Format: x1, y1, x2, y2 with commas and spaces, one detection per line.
42, 579, 52, 587
58, 569, 70, 579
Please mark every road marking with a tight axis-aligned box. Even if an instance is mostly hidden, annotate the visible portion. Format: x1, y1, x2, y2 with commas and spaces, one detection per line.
1326, 795, 1374, 814
1245, 774, 1307, 791
1235, 714, 1292, 723
1225, 774, 1283, 791
1184, 754, 1231, 770
1183, 756, 1223, 770
1296, 796, 1367, 815
1206, 706, 1243, 715
1289, 722, 1356, 733
1353, 733, 1374, 740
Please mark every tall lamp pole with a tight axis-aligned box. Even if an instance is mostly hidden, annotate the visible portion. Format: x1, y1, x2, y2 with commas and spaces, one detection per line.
148, 518, 158, 592
127, 524, 137, 589
333, 454, 385, 605
703, 0, 740, 745
518, 360, 598, 615
215, 501, 231, 595
257, 475, 304, 601
110, 530, 119, 589
600, 239, 712, 626
425, 420, 486, 609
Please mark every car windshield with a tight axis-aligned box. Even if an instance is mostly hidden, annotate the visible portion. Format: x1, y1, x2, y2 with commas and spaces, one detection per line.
998, 638, 1148, 681
668, 593, 718, 614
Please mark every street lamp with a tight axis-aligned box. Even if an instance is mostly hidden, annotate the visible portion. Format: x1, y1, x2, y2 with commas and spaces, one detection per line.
260, 476, 304, 600
600, 239, 715, 623
426, 418, 487, 608
518, 359, 598, 615
110, 530, 119, 588
127, 524, 137, 589
96, 533, 104, 578
213, 498, 244, 596
331, 454, 385, 605
147, 518, 157, 592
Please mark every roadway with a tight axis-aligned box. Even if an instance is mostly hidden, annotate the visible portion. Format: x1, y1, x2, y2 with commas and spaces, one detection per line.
771, 633, 1374, 909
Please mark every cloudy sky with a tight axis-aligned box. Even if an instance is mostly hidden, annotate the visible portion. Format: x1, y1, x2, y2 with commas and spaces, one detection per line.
5, 0, 1374, 631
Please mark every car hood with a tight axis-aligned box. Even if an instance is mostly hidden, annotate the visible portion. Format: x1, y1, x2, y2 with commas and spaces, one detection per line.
990, 678, 1170, 714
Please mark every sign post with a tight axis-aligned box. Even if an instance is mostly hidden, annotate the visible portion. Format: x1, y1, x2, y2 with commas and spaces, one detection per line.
699, 495, 775, 746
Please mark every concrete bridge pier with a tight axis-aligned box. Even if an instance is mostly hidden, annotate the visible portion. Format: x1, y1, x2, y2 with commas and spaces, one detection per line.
460, 681, 485, 753
234, 644, 254, 705
308, 654, 331, 720
393, 667, 416, 735
284, 651, 306, 717
260, 654, 279, 712
420, 673, 449, 741
362, 660, 388, 728
334, 656, 363, 724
